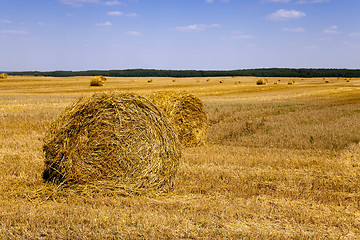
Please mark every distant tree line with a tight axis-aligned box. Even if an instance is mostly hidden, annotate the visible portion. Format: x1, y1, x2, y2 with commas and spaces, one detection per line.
5, 68, 360, 78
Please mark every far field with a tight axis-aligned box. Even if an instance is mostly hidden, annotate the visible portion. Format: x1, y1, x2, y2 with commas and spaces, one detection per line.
1, 75, 360, 239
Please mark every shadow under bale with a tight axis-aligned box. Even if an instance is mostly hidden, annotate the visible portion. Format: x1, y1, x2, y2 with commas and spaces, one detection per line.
42, 92, 181, 196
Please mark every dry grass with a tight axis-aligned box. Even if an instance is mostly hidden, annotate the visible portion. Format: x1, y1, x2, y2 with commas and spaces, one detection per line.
1, 75, 360, 238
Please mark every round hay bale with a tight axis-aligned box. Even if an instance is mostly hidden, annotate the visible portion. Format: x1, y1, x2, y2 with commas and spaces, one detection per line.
256, 78, 268, 85
90, 76, 106, 86
0, 73, 8, 79
234, 80, 241, 85
148, 79, 153, 83
219, 80, 224, 83
288, 80, 295, 85
42, 92, 181, 195
172, 79, 176, 82
150, 90, 209, 148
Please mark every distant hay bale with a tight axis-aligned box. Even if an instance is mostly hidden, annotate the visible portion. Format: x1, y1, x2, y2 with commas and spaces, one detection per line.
219, 80, 224, 83
234, 80, 241, 85
150, 90, 209, 147
172, 79, 176, 82
346, 79, 350, 82
148, 79, 153, 83
0, 73, 8, 79
90, 76, 106, 86
206, 79, 210, 82
256, 78, 268, 85
325, 80, 330, 83
42, 92, 181, 196
288, 80, 296, 85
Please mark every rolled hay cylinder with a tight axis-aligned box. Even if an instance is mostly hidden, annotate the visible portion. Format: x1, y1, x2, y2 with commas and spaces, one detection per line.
256, 78, 268, 85
0, 73, 8, 79
42, 92, 181, 195
90, 75, 106, 86
288, 80, 296, 85
149, 90, 209, 148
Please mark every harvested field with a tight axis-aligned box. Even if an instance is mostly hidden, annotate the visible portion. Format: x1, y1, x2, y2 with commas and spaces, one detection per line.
1, 75, 360, 238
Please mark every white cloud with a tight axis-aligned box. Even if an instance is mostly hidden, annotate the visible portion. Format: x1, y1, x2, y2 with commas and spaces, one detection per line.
0, 19, 12, 24
175, 24, 203, 32
107, 11, 123, 16
304, 45, 319, 49
262, 0, 291, 3
0, 30, 28, 35
59, 0, 101, 7
205, 0, 229, 3
125, 13, 139, 17
232, 32, 255, 39
107, 11, 139, 17
235, 35, 254, 39
96, 21, 112, 27
282, 27, 305, 32
323, 25, 339, 34
297, 0, 329, 3
103, 0, 124, 6
349, 32, 360, 37
59, 0, 124, 7
267, 9, 306, 21
175, 24, 221, 32
125, 31, 140, 36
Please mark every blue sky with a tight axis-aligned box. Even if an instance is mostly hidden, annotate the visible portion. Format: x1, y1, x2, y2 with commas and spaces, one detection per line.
1, 0, 359, 71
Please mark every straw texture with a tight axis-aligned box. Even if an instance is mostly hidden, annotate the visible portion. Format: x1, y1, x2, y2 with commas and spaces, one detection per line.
150, 90, 208, 147
42, 92, 181, 196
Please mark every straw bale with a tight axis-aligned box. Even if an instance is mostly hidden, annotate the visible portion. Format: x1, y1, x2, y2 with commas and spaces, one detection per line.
256, 78, 268, 85
234, 80, 241, 85
42, 92, 181, 196
0, 73, 8, 79
90, 76, 106, 86
288, 80, 296, 85
150, 90, 209, 147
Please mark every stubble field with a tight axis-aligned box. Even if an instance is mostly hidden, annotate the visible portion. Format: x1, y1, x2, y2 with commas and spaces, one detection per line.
1, 75, 360, 239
